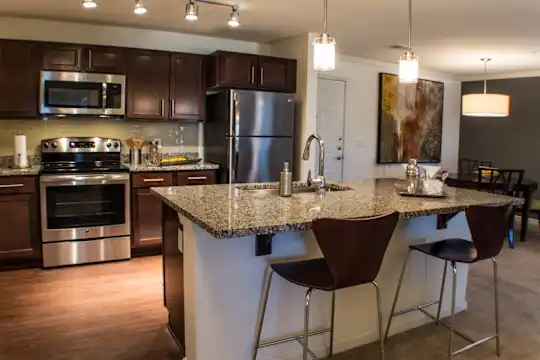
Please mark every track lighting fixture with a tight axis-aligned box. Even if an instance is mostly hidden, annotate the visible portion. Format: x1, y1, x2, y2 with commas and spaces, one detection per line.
82, 0, 97, 9
133, 0, 147, 15
185, 0, 199, 21
185, 0, 240, 27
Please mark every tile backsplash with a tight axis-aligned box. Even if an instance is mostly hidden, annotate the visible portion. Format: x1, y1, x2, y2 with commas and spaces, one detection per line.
0, 118, 201, 156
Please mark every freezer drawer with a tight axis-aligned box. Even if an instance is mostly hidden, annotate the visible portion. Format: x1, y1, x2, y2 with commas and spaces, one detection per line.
233, 137, 293, 183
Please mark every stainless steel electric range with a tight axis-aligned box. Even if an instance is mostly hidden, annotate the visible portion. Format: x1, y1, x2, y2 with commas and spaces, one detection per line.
40, 137, 131, 268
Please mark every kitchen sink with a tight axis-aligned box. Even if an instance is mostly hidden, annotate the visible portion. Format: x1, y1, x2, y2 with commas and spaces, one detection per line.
238, 183, 353, 195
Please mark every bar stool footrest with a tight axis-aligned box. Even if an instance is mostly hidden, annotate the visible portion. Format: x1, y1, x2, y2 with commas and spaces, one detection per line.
257, 327, 331, 349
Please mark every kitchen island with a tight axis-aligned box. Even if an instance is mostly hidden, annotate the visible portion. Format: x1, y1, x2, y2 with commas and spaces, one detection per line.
153, 179, 521, 360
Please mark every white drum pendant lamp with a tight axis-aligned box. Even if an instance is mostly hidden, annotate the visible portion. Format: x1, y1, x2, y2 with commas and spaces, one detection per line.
462, 58, 510, 117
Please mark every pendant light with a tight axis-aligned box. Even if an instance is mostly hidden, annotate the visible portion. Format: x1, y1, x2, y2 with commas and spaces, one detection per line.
399, 0, 418, 83
462, 59, 510, 117
185, 0, 199, 21
313, 0, 336, 71
228, 7, 240, 27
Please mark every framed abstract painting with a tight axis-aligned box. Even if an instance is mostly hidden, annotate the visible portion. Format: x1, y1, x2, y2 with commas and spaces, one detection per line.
377, 73, 444, 164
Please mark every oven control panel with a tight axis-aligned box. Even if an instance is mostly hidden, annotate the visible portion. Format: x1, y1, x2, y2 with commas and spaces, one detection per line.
41, 137, 122, 153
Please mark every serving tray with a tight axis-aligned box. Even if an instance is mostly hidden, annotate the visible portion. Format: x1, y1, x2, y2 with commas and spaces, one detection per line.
395, 185, 448, 199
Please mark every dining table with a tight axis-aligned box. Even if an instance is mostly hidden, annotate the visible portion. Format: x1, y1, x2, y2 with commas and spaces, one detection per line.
446, 173, 539, 242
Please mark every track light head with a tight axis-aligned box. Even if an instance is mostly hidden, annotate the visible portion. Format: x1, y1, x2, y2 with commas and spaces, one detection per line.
228, 8, 240, 27
185, 1, 199, 21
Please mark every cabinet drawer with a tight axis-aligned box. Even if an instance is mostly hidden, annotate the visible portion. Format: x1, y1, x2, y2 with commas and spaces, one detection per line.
177, 171, 216, 186
132, 173, 174, 188
0, 176, 36, 194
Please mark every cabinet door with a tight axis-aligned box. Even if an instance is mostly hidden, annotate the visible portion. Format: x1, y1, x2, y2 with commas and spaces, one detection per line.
86, 46, 126, 74
126, 50, 170, 120
0, 194, 39, 262
177, 170, 217, 186
216, 52, 258, 88
258, 56, 297, 93
42, 43, 83, 71
0, 40, 40, 118
170, 53, 206, 121
132, 188, 163, 248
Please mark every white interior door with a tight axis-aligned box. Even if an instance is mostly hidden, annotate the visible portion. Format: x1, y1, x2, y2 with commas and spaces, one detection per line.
317, 78, 346, 182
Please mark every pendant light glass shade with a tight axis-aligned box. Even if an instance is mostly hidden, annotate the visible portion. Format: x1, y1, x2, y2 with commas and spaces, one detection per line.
399, 51, 418, 84
462, 58, 510, 117
82, 0, 97, 9
228, 8, 240, 27
462, 94, 510, 117
133, 0, 147, 15
314, 34, 336, 71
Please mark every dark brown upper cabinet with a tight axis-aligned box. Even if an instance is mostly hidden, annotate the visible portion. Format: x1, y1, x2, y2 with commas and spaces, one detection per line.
170, 53, 206, 121
42, 43, 125, 74
126, 49, 170, 120
207, 51, 297, 93
0, 40, 40, 118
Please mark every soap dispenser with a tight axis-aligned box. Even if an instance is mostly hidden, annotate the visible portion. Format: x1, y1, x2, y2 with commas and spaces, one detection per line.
279, 162, 292, 197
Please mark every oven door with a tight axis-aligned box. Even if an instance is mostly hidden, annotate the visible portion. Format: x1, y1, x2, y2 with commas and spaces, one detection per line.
40, 173, 131, 243
40, 71, 125, 116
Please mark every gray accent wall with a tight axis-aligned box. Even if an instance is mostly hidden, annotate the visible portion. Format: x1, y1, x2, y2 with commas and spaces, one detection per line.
459, 77, 540, 196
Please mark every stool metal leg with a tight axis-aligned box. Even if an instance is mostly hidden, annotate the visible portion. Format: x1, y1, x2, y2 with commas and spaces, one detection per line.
385, 249, 411, 340
252, 268, 274, 360
372, 281, 385, 360
329, 290, 336, 357
304, 288, 314, 360
492, 258, 501, 357
436, 260, 448, 324
448, 262, 457, 360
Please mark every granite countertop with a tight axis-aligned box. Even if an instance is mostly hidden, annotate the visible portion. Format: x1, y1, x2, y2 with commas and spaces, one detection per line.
152, 178, 523, 239
0, 166, 42, 176
124, 162, 219, 172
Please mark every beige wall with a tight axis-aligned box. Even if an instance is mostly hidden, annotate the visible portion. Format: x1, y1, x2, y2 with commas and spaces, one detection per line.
0, 119, 199, 156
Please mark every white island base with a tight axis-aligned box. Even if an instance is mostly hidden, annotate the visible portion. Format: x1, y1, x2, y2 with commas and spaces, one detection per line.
179, 213, 471, 360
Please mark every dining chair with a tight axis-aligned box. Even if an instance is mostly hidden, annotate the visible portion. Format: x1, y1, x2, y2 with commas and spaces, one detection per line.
477, 166, 525, 249
458, 159, 493, 175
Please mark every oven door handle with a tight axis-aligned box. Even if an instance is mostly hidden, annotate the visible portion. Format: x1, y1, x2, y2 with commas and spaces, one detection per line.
40, 174, 130, 185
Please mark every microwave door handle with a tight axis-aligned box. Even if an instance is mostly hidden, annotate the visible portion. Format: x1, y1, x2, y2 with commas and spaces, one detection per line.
102, 83, 107, 109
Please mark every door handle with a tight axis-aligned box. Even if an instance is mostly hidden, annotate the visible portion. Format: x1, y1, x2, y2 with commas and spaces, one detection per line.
88, 49, 92, 69
338, 136, 343, 141
337, 145, 342, 151
336, 156, 343, 160
251, 66, 255, 84
170, 99, 175, 116
188, 176, 207, 181
160, 99, 165, 117
143, 178, 165, 183
260, 68, 264, 85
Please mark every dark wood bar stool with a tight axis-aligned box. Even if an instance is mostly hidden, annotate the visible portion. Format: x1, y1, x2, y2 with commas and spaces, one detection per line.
385, 204, 511, 359
252, 212, 399, 360
458, 159, 493, 175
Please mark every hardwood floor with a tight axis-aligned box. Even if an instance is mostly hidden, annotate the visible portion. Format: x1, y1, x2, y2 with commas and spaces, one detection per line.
0, 257, 182, 360
1, 219, 540, 360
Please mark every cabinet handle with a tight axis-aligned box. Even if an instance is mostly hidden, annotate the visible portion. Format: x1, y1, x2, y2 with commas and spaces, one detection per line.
251, 66, 255, 84
88, 49, 92, 69
260, 68, 264, 85
170, 99, 175, 116
188, 176, 207, 181
143, 178, 165, 183
160, 99, 165, 117
0, 184, 24, 188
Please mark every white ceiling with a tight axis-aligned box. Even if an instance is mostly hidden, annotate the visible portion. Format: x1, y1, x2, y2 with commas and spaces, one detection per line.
2, 0, 540, 76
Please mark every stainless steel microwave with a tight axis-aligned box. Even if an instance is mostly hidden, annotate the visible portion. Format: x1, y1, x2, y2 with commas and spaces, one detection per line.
40, 71, 126, 116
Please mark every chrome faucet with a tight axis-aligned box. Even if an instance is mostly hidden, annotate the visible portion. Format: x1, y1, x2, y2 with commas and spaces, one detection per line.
302, 134, 325, 190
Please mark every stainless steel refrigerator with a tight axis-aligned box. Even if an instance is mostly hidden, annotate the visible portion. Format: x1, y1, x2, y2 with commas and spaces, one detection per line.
205, 90, 295, 184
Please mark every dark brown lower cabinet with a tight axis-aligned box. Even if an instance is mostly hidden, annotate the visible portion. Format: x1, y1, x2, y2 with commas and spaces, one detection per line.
162, 202, 185, 353
0, 176, 41, 270
131, 170, 217, 256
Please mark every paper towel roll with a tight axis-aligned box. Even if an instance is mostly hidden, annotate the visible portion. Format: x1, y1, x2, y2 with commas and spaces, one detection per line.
14, 134, 28, 168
